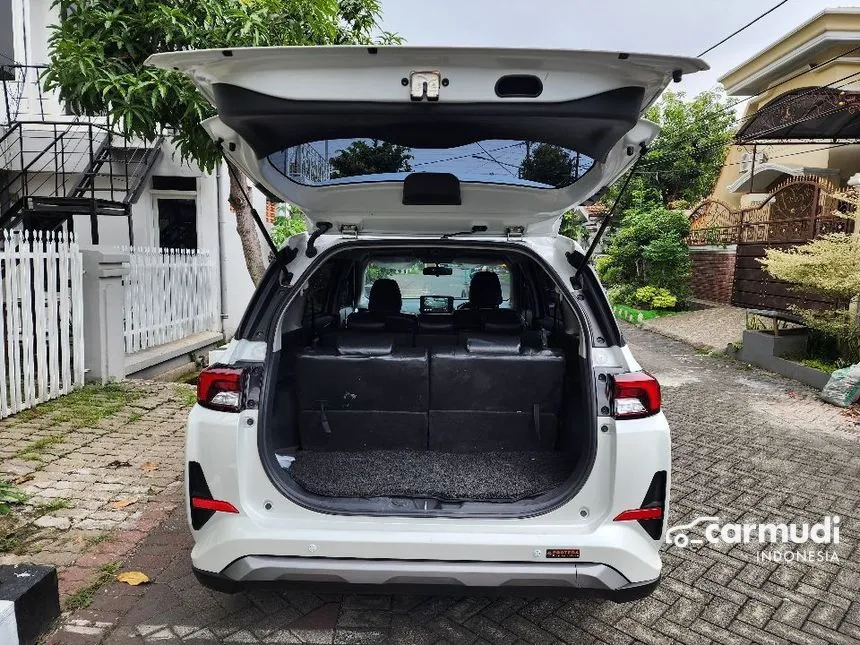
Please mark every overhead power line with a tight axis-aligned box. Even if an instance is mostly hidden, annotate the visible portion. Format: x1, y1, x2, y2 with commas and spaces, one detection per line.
697, 0, 792, 57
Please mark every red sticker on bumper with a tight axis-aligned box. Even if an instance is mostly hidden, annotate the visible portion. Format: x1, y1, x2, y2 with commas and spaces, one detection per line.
545, 548, 581, 559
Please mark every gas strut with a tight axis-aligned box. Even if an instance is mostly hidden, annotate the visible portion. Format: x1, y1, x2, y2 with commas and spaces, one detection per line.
572, 145, 648, 285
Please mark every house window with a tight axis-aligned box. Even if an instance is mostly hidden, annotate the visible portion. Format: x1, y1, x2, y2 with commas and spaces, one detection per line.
157, 198, 197, 249
152, 175, 197, 191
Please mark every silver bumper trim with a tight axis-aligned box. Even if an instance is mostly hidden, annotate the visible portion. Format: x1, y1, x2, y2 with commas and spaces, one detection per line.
221, 556, 640, 590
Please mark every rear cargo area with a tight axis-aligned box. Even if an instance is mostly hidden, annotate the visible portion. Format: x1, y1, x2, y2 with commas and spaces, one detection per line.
265, 328, 590, 505
259, 247, 595, 511
289, 450, 573, 501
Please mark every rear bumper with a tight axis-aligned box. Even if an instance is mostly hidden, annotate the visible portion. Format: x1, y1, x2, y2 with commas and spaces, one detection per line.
195, 557, 660, 601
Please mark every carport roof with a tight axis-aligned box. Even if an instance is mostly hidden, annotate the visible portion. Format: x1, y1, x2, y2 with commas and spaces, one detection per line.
736, 86, 860, 142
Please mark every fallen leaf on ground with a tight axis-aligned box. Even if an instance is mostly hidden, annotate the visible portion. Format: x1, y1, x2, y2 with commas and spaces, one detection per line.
140, 461, 158, 472
116, 571, 149, 585
12, 474, 33, 485
109, 499, 136, 509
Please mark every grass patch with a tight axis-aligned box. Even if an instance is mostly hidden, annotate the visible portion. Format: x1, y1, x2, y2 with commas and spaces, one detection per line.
84, 532, 110, 547
12, 382, 141, 433
0, 535, 21, 552
64, 562, 121, 611
783, 356, 842, 374
612, 303, 678, 325
15, 434, 65, 459
174, 385, 197, 408
0, 481, 28, 514
34, 498, 72, 515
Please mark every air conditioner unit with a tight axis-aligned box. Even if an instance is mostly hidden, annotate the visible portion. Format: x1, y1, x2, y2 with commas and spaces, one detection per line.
740, 151, 767, 174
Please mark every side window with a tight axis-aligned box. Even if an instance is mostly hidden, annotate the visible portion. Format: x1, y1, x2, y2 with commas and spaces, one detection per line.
301, 263, 334, 325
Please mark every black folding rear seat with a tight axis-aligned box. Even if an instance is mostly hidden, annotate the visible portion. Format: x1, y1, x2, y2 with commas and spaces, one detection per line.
415, 313, 458, 347
295, 335, 429, 450
429, 335, 565, 451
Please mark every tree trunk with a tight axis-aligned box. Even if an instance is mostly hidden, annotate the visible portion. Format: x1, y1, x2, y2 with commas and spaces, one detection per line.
227, 162, 267, 286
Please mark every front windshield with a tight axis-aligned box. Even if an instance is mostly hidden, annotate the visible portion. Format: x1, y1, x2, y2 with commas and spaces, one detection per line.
360, 260, 512, 314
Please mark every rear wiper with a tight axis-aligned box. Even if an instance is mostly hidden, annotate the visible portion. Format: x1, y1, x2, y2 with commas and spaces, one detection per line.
441, 225, 488, 239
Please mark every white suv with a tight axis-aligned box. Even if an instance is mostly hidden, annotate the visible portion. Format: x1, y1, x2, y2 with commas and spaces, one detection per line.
150, 46, 706, 601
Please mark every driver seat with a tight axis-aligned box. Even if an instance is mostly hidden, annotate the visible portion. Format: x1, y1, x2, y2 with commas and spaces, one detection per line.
347, 278, 416, 333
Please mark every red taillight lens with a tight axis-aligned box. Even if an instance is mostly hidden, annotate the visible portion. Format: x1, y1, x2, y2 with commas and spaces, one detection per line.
611, 372, 661, 419
613, 507, 664, 522
190, 496, 239, 514
197, 367, 244, 412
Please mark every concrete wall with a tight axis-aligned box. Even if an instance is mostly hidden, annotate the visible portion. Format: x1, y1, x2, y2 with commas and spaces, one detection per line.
690, 246, 737, 305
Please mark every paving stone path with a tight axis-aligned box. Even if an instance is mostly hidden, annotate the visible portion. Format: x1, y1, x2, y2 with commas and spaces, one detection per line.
48, 326, 860, 644
0, 381, 192, 598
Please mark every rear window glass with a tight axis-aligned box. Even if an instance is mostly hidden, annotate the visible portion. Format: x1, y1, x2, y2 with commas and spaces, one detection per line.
267, 139, 594, 189
360, 260, 511, 314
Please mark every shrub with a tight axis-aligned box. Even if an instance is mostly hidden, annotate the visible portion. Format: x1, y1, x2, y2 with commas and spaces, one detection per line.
633, 286, 677, 310
796, 309, 860, 365
760, 199, 860, 364
607, 284, 636, 306
597, 206, 691, 306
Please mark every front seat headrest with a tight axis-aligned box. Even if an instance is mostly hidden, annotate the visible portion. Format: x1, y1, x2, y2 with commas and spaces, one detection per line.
469, 271, 503, 308
368, 278, 403, 314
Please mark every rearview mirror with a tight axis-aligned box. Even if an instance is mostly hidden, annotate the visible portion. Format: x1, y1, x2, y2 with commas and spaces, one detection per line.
423, 265, 453, 276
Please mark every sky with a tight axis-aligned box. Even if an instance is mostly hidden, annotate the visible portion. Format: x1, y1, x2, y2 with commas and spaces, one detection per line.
379, 0, 842, 99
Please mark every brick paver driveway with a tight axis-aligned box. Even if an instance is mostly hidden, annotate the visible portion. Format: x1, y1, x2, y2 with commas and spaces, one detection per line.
49, 325, 860, 644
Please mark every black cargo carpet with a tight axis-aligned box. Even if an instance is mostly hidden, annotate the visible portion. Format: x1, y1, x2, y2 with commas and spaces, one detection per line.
287, 450, 573, 501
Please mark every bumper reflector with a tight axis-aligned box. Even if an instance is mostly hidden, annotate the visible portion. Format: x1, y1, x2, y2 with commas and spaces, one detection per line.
190, 497, 239, 514
613, 507, 663, 522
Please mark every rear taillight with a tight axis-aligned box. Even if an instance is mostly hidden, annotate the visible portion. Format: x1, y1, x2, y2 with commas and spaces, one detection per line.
197, 366, 244, 412
611, 372, 660, 419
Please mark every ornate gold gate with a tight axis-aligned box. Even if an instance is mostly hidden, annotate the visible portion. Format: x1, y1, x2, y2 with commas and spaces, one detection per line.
687, 177, 854, 311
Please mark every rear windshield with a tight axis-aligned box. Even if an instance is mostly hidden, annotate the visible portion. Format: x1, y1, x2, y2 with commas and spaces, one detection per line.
267, 139, 594, 189
360, 260, 511, 313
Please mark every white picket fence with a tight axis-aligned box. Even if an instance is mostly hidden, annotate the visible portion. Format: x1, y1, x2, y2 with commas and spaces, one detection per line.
0, 230, 85, 418
122, 247, 218, 354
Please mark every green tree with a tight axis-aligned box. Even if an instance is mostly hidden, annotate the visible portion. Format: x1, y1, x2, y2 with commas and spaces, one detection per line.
604, 89, 736, 211
271, 204, 307, 248
518, 143, 574, 187
596, 206, 691, 306
45, 0, 399, 285
559, 209, 590, 244
329, 140, 413, 178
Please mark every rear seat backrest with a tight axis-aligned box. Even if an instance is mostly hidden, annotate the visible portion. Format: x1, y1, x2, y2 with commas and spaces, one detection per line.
295, 335, 428, 450
429, 335, 565, 451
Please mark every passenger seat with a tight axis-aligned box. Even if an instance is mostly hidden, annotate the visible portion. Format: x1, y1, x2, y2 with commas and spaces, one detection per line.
453, 271, 524, 334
